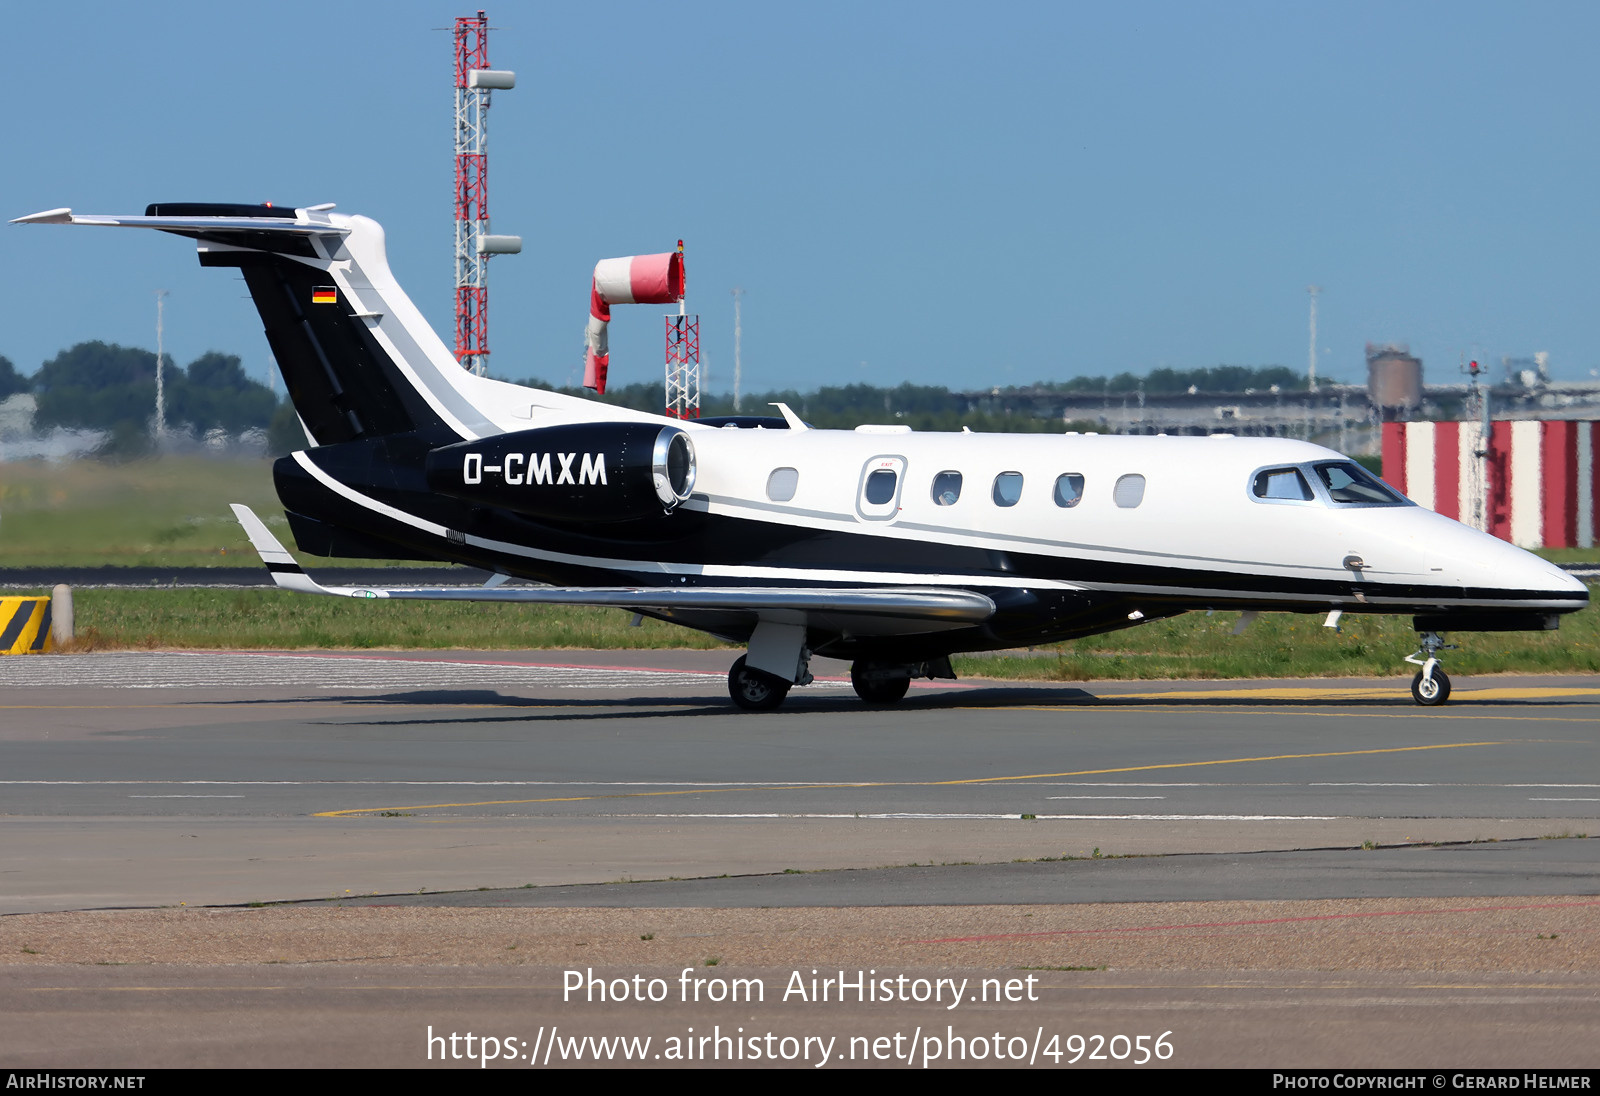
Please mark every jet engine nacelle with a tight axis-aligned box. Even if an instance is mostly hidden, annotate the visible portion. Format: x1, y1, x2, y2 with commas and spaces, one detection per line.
425, 423, 696, 524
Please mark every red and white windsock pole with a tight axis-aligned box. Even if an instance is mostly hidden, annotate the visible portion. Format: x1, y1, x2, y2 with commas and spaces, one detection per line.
665, 239, 701, 419
583, 247, 685, 393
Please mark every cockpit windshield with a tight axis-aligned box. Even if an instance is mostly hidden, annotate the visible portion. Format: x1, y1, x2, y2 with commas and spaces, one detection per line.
1252, 467, 1313, 501
1313, 461, 1407, 506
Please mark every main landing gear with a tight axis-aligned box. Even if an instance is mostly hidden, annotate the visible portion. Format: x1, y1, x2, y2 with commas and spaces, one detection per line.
1404, 631, 1455, 706
846, 658, 954, 705
724, 643, 956, 711
849, 660, 912, 705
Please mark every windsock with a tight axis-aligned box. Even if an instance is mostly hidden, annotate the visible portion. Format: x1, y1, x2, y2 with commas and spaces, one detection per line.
583, 247, 685, 393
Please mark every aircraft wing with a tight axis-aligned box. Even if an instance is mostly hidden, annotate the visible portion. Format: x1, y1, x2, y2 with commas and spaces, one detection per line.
230, 505, 996, 624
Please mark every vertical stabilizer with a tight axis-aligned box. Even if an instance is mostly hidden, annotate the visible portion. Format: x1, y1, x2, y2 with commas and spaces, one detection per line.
11, 203, 516, 446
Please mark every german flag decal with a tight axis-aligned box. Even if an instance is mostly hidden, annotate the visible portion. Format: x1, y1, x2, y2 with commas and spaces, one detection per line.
312, 286, 338, 305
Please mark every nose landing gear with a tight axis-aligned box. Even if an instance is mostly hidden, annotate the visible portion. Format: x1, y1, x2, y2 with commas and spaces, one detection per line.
1404, 631, 1455, 706
728, 655, 794, 711
727, 623, 813, 711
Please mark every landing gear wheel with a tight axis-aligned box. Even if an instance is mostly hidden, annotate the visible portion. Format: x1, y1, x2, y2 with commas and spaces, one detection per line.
850, 661, 911, 705
1410, 668, 1451, 706
728, 656, 791, 711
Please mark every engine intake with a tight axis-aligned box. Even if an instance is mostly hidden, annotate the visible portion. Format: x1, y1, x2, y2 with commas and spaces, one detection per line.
425, 423, 696, 524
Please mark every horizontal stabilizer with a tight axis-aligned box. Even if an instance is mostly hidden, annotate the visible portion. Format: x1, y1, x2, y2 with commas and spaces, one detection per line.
10, 206, 344, 236
230, 505, 995, 623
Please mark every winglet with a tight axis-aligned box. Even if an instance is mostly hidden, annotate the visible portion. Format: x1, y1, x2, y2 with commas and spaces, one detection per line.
230, 504, 328, 595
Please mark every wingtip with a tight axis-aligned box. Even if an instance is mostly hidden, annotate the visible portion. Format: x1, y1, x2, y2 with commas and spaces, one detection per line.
10, 207, 73, 225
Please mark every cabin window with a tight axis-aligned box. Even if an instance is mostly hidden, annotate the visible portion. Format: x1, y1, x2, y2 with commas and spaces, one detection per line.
992, 472, 1024, 507
766, 467, 798, 502
931, 471, 962, 506
1053, 473, 1085, 508
1112, 473, 1146, 508
1251, 467, 1312, 502
1313, 461, 1406, 505
864, 469, 899, 505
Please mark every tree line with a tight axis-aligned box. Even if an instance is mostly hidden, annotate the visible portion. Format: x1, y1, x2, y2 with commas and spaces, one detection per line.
1028, 364, 1315, 395
510, 366, 1312, 433
526, 378, 1042, 432
0, 342, 300, 457
1, 342, 1310, 454
4, 342, 277, 432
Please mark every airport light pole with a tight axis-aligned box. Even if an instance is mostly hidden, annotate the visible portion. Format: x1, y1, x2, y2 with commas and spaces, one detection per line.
154, 289, 169, 442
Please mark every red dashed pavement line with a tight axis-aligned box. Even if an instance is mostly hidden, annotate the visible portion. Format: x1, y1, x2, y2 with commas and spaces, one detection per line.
914, 898, 1600, 944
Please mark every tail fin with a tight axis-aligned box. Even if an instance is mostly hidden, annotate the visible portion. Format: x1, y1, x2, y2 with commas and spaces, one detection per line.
12, 203, 505, 446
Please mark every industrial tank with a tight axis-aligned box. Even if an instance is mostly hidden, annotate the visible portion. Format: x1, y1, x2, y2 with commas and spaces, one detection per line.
1367, 344, 1423, 414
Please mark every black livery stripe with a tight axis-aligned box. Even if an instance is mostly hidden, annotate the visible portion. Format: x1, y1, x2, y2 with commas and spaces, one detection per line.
146, 202, 298, 220
193, 254, 453, 446
274, 444, 1586, 613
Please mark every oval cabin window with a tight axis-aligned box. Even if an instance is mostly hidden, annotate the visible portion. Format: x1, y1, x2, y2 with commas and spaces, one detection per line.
1112, 474, 1145, 508
931, 471, 962, 506
766, 467, 799, 502
1053, 473, 1084, 508
992, 472, 1024, 507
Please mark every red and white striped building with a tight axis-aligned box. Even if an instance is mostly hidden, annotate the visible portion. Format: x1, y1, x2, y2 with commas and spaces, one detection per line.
1380, 420, 1598, 549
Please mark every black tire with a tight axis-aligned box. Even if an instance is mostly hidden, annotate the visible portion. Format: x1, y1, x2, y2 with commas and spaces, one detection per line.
850, 661, 911, 705
728, 656, 791, 711
1410, 668, 1451, 706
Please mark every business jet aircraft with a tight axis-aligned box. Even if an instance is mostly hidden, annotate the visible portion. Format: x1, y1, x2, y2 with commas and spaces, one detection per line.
13, 203, 1589, 709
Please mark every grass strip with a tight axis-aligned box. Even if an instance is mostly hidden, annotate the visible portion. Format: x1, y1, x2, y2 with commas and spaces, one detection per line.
14, 586, 1594, 679
37, 589, 729, 652
957, 594, 1599, 680
0, 456, 413, 569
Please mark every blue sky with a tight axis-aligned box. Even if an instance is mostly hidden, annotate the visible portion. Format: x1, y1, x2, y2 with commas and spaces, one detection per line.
3, 1, 1598, 394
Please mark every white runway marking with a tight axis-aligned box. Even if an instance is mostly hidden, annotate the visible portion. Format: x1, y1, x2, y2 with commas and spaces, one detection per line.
1046, 796, 1167, 800
1039, 814, 1342, 821
634, 812, 1344, 822
1036, 782, 1600, 790
0, 651, 845, 693
0, 780, 874, 788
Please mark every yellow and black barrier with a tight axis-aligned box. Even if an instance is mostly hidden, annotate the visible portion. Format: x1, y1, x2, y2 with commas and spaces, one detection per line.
1, 596, 53, 654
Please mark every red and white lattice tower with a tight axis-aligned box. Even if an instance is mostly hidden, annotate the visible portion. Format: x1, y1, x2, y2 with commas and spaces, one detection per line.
664, 241, 700, 418
453, 11, 519, 376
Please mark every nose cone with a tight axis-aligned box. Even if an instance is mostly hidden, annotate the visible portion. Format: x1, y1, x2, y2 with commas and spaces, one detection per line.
1428, 515, 1589, 608
1519, 554, 1590, 603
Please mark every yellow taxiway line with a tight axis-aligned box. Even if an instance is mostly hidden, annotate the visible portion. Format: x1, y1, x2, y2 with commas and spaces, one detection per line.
313, 741, 1502, 818
1095, 685, 1600, 702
